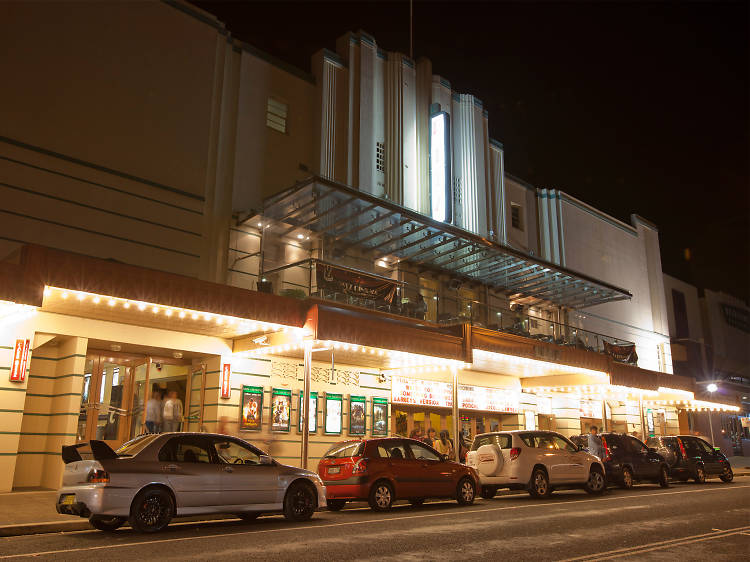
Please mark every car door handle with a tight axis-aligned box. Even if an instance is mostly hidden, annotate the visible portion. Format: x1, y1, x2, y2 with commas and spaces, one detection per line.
223, 466, 234, 473
162, 464, 179, 472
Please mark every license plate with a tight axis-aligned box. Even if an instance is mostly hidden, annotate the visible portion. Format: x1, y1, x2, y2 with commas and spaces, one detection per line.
61, 494, 75, 505
328, 466, 340, 474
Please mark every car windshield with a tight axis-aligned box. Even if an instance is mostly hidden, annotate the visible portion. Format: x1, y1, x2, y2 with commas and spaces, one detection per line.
323, 441, 363, 459
115, 434, 159, 457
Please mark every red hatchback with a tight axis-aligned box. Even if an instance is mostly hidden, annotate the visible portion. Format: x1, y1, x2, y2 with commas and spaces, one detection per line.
318, 438, 479, 511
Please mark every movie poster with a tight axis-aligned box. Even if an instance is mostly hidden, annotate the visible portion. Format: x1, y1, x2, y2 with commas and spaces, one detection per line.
372, 397, 388, 436
325, 393, 343, 434
349, 395, 366, 435
240, 386, 263, 431
271, 388, 291, 432
298, 391, 317, 433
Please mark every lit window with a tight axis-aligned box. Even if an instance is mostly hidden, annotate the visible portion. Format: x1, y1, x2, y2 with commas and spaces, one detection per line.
376, 142, 385, 173
511, 203, 523, 231
266, 97, 288, 134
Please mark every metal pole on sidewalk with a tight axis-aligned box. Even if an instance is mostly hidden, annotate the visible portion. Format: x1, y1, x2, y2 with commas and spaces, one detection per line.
708, 410, 715, 446
639, 396, 647, 438
301, 341, 312, 469
452, 367, 460, 462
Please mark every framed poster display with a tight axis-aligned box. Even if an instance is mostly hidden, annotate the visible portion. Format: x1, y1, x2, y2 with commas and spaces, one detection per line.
324, 393, 343, 434
371, 397, 388, 436
240, 386, 263, 431
349, 395, 366, 435
298, 391, 318, 433
271, 388, 292, 432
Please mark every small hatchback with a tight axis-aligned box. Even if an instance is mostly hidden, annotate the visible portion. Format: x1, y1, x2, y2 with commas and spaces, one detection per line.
646, 435, 733, 483
318, 438, 479, 511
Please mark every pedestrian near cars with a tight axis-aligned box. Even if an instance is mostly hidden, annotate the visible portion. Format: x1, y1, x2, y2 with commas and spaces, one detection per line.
434, 430, 454, 457
162, 390, 183, 433
145, 388, 162, 433
423, 427, 437, 448
588, 426, 604, 459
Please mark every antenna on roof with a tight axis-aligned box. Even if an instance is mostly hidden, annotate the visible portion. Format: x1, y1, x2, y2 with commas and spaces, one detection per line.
409, 0, 413, 59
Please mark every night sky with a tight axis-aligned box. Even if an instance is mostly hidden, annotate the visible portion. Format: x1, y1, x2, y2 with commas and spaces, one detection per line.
194, 0, 749, 301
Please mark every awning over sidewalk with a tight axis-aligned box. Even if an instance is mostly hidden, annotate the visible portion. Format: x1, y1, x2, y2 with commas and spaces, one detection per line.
250, 177, 632, 309
610, 363, 695, 393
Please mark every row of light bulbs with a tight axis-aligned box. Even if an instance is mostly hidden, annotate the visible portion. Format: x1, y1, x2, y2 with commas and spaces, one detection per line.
644, 399, 740, 412
472, 348, 608, 379
44, 286, 303, 335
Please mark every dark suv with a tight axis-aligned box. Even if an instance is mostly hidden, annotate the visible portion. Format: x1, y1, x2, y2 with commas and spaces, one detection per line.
646, 435, 733, 483
572, 433, 670, 489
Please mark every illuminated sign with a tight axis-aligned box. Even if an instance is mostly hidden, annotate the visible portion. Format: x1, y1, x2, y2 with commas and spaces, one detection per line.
271, 388, 291, 432
9, 339, 29, 383
524, 411, 536, 431
298, 391, 317, 433
580, 400, 601, 419
325, 393, 343, 434
240, 386, 263, 431
220, 364, 231, 399
349, 395, 366, 435
430, 111, 452, 223
372, 397, 388, 436
392, 376, 453, 408
458, 384, 519, 413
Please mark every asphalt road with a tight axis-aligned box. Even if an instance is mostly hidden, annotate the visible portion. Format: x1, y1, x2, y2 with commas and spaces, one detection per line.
1, 477, 748, 561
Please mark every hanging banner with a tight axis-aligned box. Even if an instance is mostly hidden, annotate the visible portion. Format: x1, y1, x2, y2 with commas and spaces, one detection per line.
220, 364, 231, 399
458, 384, 520, 413
298, 391, 318, 433
349, 395, 367, 435
271, 388, 291, 432
391, 376, 453, 408
604, 341, 638, 364
325, 393, 343, 434
316, 263, 397, 304
239, 386, 263, 431
372, 397, 388, 436
9, 339, 29, 383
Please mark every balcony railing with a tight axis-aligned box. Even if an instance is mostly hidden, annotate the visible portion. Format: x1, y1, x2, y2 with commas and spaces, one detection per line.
254, 258, 638, 365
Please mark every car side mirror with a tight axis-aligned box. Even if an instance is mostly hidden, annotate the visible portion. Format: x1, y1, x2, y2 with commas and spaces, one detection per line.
259, 454, 273, 465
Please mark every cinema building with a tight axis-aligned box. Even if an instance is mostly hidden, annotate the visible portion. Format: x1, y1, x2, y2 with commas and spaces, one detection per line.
0, 1, 740, 492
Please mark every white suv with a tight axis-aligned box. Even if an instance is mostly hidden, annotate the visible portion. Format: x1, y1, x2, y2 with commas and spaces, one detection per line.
466, 430, 606, 498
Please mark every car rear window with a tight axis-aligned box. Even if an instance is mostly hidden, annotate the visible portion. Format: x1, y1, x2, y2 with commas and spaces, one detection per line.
116, 434, 159, 457
323, 441, 364, 459
471, 434, 511, 451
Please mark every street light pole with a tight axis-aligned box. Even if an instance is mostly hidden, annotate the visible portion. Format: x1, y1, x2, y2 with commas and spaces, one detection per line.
707, 383, 718, 446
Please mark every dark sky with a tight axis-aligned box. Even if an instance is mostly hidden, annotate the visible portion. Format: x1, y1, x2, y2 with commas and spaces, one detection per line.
194, 0, 749, 301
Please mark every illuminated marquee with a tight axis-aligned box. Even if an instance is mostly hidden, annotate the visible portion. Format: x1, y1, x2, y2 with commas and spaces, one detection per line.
458, 384, 519, 413
392, 376, 453, 408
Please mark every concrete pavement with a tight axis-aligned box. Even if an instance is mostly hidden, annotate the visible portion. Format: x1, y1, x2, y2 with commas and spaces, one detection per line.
0, 477, 748, 560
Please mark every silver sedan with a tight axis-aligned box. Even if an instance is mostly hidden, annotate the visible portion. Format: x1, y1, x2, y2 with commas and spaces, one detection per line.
56, 433, 327, 532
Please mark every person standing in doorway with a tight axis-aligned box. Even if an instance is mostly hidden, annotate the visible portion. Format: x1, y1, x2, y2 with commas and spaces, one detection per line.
145, 388, 162, 433
162, 390, 184, 433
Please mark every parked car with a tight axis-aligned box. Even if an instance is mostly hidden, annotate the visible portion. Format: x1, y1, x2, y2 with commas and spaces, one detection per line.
56, 433, 327, 532
646, 435, 734, 483
466, 430, 606, 499
571, 433, 670, 489
317, 438, 479, 511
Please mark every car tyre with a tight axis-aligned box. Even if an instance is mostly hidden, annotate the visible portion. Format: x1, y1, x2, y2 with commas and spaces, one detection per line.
585, 467, 606, 495
694, 465, 707, 484
658, 466, 670, 488
283, 481, 317, 522
368, 480, 394, 512
235, 512, 261, 521
528, 468, 551, 498
409, 498, 425, 506
720, 465, 734, 483
128, 488, 174, 533
326, 499, 347, 511
480, 486, 498, 499
89, 515, 126, 532
619, 467, 634, 489
456, 477, 476, 505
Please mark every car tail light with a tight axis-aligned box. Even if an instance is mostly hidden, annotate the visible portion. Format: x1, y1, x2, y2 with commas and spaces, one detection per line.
352, 457, 367, 474
677, 438, 687, 460
87, 469, 110, 483
509, 447, 521, 461
601, 437, 612, 461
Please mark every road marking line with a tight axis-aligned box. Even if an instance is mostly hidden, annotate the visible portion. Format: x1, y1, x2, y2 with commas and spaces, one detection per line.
560, 526, 750, 561
2, 484, 749, 559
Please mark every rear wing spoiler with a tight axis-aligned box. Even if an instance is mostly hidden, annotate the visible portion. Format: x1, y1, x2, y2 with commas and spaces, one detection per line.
61, 440, 119, 464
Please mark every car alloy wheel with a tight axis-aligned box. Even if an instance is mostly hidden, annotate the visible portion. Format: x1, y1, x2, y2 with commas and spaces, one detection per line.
457, 477, 475, 505
369, 481, 394, 511
89, 515, 126, 532
284, 482, 316, 521
585, 469, 605, 495
529, 468, 550, 498
720, 465, 734, 483
695, 466, 706, 484
658, 466, 670, 488
129, 488, 173, 533
620, 467, 634, 489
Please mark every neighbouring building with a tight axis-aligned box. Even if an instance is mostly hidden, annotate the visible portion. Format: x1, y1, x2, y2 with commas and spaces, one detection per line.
0, 1, 737, 492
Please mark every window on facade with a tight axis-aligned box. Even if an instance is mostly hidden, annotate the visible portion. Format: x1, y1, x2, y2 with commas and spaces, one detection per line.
671, 289, 689, 339
266, 97, 288, 134
511, 203, 523, 231
376, 142, 385, 173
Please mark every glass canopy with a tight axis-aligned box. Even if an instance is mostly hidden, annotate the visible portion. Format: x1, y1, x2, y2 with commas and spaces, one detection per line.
249, 177, 632, 309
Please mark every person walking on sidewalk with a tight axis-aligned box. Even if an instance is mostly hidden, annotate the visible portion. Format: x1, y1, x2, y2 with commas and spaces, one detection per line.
162, 390, 183, 433
145, 388, 162, 433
